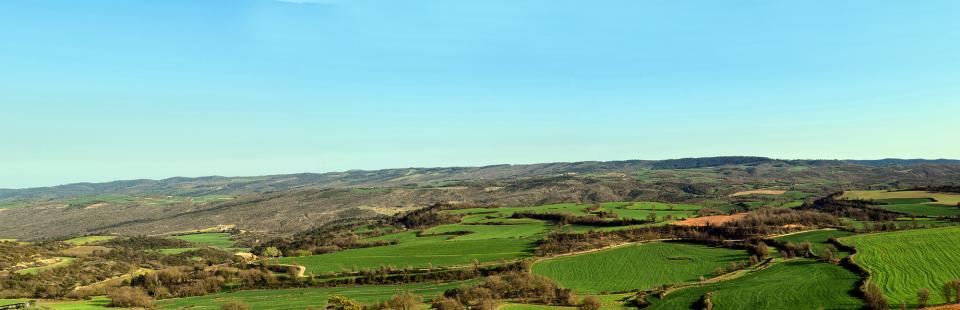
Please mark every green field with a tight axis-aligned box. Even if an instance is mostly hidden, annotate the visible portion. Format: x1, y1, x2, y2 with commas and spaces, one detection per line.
842, 191, 960, 217
42, 296, 111, 309
775, 229, 853, 257
17, 257, 76, 275
170, 232, 234, 249
648, 259, 864, 310
448, 202, 701, 223
532, 242, 748, 293
64, 235, 116, 245
281, 230, 538, 274
841, 226, 960, 307
421, 220, 550, 241
158, 281, 475, 309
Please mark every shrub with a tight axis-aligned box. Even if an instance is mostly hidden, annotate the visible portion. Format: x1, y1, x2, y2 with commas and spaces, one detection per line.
579, 296, 602, 310
106, 287, 154, 308
221, 300, 251, 310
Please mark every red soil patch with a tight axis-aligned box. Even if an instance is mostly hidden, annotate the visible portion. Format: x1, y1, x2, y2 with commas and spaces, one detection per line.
729, 189, 787, 197
673, 213, 747, 227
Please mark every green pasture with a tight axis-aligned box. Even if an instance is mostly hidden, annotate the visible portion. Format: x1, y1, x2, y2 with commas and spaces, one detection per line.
282, 231, 537, 274
841, 226, 960, 307
532, 242, 748, 293
775, 229, 853, 258
648, 259, 864, 310
169, 232, 234, 249
158, 280, 475, 309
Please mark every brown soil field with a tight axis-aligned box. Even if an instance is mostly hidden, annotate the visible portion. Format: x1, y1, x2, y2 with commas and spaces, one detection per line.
729, 189, 787, 197
673, 213, 747, 227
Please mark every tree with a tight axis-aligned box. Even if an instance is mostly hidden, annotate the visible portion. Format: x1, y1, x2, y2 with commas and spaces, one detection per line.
261, 247, 281, 258
580, 296, 602, 310
918, 288, 930, 308
106, 287, 154, 308
647, 212, 658, 223
943, 282, 953, 305
327, 295, 362, 310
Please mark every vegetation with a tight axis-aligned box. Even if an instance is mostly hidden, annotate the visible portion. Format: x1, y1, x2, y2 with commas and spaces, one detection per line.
841, 226, 960, 307
532, 242, 749, 293
647, 259, 864, 309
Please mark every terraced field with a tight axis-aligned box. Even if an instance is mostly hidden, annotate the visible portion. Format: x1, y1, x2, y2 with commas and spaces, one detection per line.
648, 259, 864, 310
157, 280, 476, 309
841, 226, 960, 307
532, 242, 748, 293
775, 229, 853, 257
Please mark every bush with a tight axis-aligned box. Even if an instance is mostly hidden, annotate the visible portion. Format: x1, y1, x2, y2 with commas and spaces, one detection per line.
221, 300, 251, 310
579, 296, 602, 310
107, 286, 154, 308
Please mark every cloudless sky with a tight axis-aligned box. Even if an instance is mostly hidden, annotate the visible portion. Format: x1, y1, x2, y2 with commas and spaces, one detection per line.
2, 0, 959, 189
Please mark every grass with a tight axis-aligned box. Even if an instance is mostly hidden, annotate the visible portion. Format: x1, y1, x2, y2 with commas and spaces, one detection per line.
499, 303, 575, 310
775, 229, 854, 258
17, 257, 76, 275
64, 235, 116, 245
169, 232, 234, 249
158, 280, 475, 309
33, 296, 111, 309
532, 242, 749, 293
0, 299, 29, 306
842, 190, 960, 217
421, 221, 550, 241
281, 231, 538, 274
841, 226, 960, 307
647, 259, 864, 310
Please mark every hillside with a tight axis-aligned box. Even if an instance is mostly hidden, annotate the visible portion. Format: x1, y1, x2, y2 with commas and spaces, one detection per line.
2, 157, 960, 241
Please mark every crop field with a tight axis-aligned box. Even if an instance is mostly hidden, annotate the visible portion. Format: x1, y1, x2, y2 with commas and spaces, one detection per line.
281, 230, 538, 274
775, 229, 853, 257
448, 202, 701, 223
64, 235, 116, 245
421, 220, 550, 241
169, 233, 234, 249
648, 259, 864, 310
157, 280, 476, 309
842, 191, 960, 216
532, 242, 748, 293
841, 226, 960, 307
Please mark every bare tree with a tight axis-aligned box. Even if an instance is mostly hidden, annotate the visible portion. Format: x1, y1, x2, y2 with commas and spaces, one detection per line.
918, 288, 930, 308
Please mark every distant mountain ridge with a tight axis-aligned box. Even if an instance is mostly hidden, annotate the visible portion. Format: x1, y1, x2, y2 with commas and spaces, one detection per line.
2, 157, 958, 201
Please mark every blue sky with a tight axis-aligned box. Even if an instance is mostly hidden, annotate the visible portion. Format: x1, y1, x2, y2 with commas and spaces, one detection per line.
1, 0, 959, 188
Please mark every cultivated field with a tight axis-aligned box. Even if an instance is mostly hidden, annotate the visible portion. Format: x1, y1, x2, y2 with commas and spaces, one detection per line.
841, 226, 960, 307
280, 231, 539, 274
532, 242, 748, 293
775, 229, 853, 257
157, 280, 476, 309
648, 259, 864, 310
842, 191, 960, 217
169, 232, 235, 249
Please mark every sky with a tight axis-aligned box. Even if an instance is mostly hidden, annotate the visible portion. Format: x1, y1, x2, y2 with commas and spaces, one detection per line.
1, 0, 959, 189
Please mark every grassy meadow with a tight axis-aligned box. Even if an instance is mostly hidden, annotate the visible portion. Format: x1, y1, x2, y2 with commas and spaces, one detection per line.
532, 242, 748, 293
648, 259, 864, 310
775, 229, 853, 257
842, 191, 960, 217
157, 281, 476, 309
841, 226, 960, 307
169, 232, 235, 249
